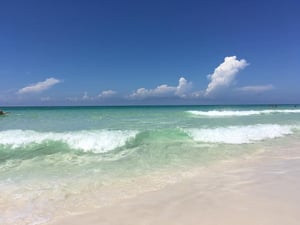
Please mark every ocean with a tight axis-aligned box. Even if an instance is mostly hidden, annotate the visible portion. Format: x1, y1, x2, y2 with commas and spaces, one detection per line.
1, 105, 300, 224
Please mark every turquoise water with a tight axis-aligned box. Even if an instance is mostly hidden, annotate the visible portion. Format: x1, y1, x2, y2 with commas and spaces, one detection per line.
1, 105, 300, 224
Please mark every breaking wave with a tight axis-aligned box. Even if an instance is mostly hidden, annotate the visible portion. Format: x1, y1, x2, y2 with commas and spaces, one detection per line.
186, 109, 300, 117
184, 124, 296, 144
0, 129, 138, 153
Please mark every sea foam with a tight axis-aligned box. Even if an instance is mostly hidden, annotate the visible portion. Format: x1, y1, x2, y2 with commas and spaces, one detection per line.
186, 109, 300, 117
184, 124, 295, 144
0, 129, 138, 153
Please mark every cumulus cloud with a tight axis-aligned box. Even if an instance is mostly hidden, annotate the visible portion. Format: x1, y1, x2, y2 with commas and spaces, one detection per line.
82, 91, 89, 100
205, 56, 248, 96
18, 77, 61, 94
130, 77, 192, 99
98, 90, 117, 98
237, 84, 274, 93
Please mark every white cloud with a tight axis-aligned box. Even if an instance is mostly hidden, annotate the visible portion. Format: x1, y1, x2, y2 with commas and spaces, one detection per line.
82, 91, 89, 100
205, 56, 248, 96
176, 77, 192, 97
18, 78, 61, 94
98, 90, 117, 98
130, 77, 192, 99
237, 84, 274, 93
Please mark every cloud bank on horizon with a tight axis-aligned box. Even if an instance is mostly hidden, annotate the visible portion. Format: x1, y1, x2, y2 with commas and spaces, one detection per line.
11, 56, 274, 104
128, 56, 272, 100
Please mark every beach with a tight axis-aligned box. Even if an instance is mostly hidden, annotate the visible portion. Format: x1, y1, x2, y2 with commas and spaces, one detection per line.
1, 105, 300, 225
2, 0, 299, 223
51, 136, 300, 225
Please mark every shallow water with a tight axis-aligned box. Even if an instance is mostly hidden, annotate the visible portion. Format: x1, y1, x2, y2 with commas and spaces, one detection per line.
1, 105, 300, 224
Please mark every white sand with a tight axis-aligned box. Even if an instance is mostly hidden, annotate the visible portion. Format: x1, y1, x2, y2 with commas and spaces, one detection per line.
51, 141, 300, 225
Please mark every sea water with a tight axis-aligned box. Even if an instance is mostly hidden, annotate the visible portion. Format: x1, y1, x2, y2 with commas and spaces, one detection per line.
1, 105, 300, 224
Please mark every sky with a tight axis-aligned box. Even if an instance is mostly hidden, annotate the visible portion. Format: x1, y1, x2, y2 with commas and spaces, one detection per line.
0, 0, 299, 106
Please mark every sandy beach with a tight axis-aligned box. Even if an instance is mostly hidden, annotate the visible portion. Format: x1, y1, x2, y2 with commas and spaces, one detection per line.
2, 0, 300, 223
51, 137, 300, 225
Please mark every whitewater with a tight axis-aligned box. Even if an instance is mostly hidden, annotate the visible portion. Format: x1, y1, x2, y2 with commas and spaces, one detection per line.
0, 105, 300, 225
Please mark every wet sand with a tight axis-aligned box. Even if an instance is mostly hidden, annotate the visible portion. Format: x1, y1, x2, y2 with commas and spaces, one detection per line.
51, 141, 300, 225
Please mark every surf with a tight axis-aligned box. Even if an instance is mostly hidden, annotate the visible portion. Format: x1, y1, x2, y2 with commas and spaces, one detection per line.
186, 109, 300, 117
183, 124, 297, 144
0, 129, 138, 153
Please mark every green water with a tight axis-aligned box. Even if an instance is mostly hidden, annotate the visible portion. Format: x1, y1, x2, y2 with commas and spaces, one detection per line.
1, 105, 300, 224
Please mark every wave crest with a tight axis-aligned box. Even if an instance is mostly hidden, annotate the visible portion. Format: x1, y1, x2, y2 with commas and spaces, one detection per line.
186, 109, 300, 117
0, 130, 138, 153
183, 124, 295, 144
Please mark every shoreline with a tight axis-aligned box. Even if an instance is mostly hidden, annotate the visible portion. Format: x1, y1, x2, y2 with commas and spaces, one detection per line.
51, 138, 300, 225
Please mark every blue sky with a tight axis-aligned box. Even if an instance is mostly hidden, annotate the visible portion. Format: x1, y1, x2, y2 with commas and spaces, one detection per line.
0, 0, 299, 106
